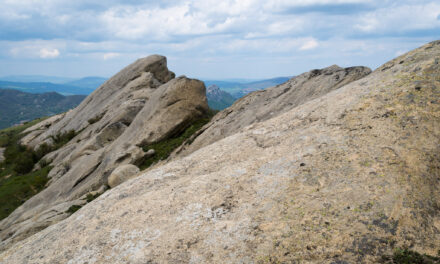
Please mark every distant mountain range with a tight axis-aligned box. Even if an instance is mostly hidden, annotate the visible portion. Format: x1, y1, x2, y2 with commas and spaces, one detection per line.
0, 80, 94, 95
0, 74, 289, 98
0, 76, 107, 95
203, 76, 291, 98
0, 89, 86, 129
0, 75, 76, 84
64, 77, 107, 90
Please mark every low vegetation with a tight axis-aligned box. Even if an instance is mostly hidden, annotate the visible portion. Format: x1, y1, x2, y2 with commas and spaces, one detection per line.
381, 248, 440, 264
0, 118, 77, 221
139, 109, 218, 170
66, 205, 82, 214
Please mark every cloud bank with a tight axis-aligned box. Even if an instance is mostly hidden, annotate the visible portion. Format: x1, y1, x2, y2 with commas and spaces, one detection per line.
0, 0, 439, 78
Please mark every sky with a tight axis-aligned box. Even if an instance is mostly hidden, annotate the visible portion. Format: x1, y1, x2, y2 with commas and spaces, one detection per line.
0, 0, 439, 80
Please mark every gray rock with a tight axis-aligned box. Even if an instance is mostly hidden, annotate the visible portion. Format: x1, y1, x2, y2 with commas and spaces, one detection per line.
173, 64, 371, 158
108, 164, 140, 188
0, 147, 4, 163
145, 149, 155, 156
19, 113, 66, 146
1, 40, 439, 263
0, 55, 209, 250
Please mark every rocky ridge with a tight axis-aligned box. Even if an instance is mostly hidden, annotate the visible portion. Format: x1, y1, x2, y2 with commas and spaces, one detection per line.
0, 41, 438, 263
0, 55, 209, 251
174, 64, 372, 158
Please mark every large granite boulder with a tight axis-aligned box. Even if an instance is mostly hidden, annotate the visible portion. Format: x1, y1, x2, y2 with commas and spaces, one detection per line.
0, 55, 209, 251
1, 41, 438, 263
107, 164, 140, 188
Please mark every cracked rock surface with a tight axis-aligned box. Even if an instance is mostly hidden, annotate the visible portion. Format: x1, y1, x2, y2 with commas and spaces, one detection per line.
1, 41, 439, 263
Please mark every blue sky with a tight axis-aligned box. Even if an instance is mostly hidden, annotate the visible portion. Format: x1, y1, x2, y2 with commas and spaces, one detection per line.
0, 0, 439, 79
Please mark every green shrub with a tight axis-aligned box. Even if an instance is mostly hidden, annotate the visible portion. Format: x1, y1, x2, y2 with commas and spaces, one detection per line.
392, 248, 440, 264
85, 192, 101, 203
34, 143, 52, 161
13, 151, 35, 174
382, 248, 440, 264
66, 205, 82, 214
50, 130, 77, 148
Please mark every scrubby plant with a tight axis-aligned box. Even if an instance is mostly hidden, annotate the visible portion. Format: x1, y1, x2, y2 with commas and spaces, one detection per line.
85, 192, 101, 203
66, 205, 82, 214
381, 248, 440, 264
13, 151, 35, 174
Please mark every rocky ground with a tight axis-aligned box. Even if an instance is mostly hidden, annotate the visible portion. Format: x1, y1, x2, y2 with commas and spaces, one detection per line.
0, 41, 438, 263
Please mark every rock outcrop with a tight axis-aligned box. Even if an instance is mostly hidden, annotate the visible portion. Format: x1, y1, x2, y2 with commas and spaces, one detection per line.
175, 64, 371, 158
0, 55, 209, 251
1, 41, 438, 263
107, 164, 140, 188
0, 148, 4, 163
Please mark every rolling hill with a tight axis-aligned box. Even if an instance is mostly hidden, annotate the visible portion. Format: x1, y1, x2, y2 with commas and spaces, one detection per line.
0, 89, 86, 129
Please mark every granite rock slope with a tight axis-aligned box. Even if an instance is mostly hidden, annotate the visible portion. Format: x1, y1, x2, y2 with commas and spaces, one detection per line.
1, 41, 438, 263
174, 64, 371, 158
0, 55, 209, 251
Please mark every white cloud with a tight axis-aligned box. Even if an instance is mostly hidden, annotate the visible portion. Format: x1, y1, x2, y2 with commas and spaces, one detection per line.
39, 48, 60, 58
0, 0, 439, 78
103, 52, 120, 60
354, 2, 440, 33
299, 39, 319, 50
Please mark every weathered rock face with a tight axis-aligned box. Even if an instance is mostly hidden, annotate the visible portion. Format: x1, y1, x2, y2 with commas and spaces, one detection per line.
174, 64, 371, 158
1, 41, 438, 263
0, 55, 209, 251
